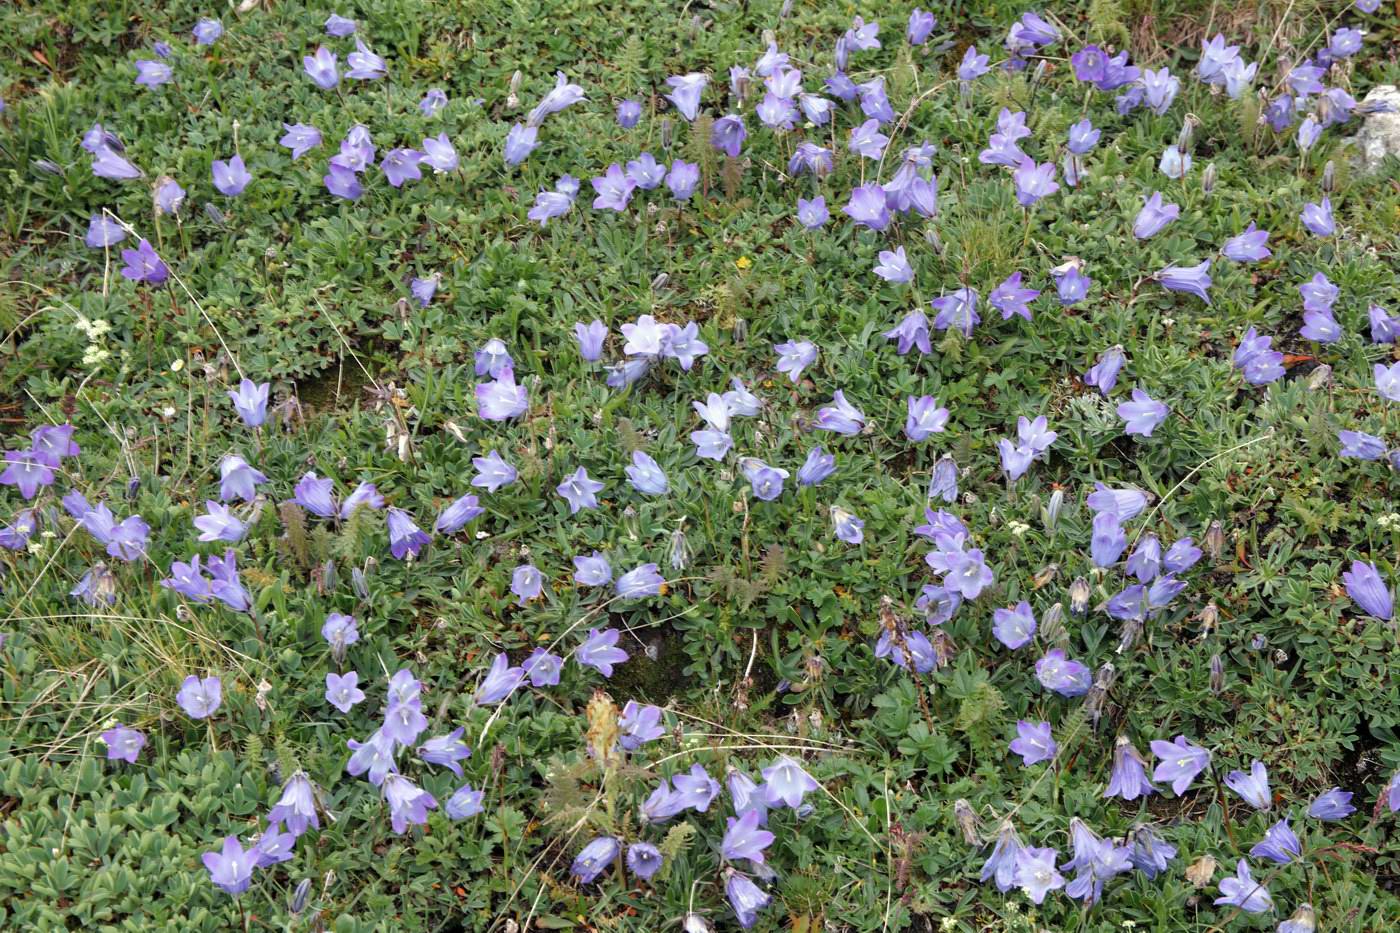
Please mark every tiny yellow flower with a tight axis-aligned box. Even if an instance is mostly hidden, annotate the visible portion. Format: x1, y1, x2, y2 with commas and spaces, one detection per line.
735, 256, 752, 270
170, 358, 184, 372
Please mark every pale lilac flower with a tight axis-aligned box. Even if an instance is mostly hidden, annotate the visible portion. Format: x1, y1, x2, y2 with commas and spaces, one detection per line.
1308, 787, 1356, 821
666, 160, 700, 200
510, 564, 543, 606
193, 501, 245, 543
980, 822, 1025, 892
884, 310, 931, 355
755, 93, 797, 130
625, 152, 666, 189
527, 72, 586, 125
573, 320, 607, 360
1118, 388, 1169, 437
616, 99, 642, 128
989, 272, 1039, 321
326, 671, 366, 712
1223, 222, 1271, 262
691, 429, 732, 460
1301, 196, 1334, 237
591, 163, 638, 212
722, 809, 775, 863
1234, 327, 1285, 384
843, 184, 890, 231
1134, 191, 1179, 239
91, 145, 142, 181
202, 836, 256, 895
268, 772, 319, 836
1013, 157, 1058, 207
958, 46, 990, 82
218, 454, 266, 503
1140, 67, 1180, 114
673, 763, 721, 812
616, 564, 663, 599
796, 196, 829, 229
1226, 760, 1273, 810
1159, 144, 1192, 178
101, 723, 146, 763
908, 9, 936, 45
993, 601, 1036, 650
417, 88, 448, 116
344, 729, 397, 785
725, 872, 770, 928
626, 842, 663, 880
1376, 362, 1400, 402
279, 123, 321, 160
662, 321, 708, 370
84, 215, 127, 248
1009, 720, 1056, 765
446, 784, 484, 819
503, 123, 539, 167
619, 701, 665, 750
383, 508, 429, 560
435, 493, 483, 533
774, 340, 817, 381
873, 246, 913, 283
211, 155, 251, 197
741, 458, 789, 500
1067, 119, 1100, 154
226, 378, 269, 428
723, 379, 762, 417
556, 466, 603, 513
1343, 560, 1392, 619
418, 728, 471, 776
762, 755, 818, 809
1083, 346, 1125, 395
904, 396, 949, 441
325, 14, 355, 35
1371, 304, 1400, 343
345, 39, 386, 80
831, 506, 864, 544
1014, 846, 1064, 904
304, 46, 339, 88
572, 551, 613, 587
1251, 819, 1301, 865
476, 368, 529, 420
472, 450, 517, 491
1051, 259, 1090, 305
0, 450, 54, 499
323, 163, 362, 200
1153, 260, 1212, 304
797, 446, 835, 486
665, 73, 708, 120
192, 17, 222, 45
134, 60, 173, 88
1215, 859, 1273, 913
475, 653, 524, 705
625, 450, 669, 495
816, 390, 865, 435
931, 288, 980, 337
1105, 735, 1158, 800
523, 649, 562, 687
1035, 650, 1091, 696
857, 76, 895, 122
711, 114, 746, 157
382, 773, 437, 833
119, 239, 167, 284
928, 456, 959, 503
177, 674, 222, 719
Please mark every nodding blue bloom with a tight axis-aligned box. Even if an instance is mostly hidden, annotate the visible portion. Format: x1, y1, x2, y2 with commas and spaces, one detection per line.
1009, 720, 1056, 765
1153, 260, 1212, 304
905, 396, 949, 441
945, 549, 995, 600
690, 429, 732, 460
202, 836, 256, 895
931, 288, 981, 337
382, 693, 429, 748
623, 841, 663, 880
928, 455, 959, 503
724, 378, 762, 417
323, 163, 362, 200
84, 215, 127, 248
445, 783, 484, 820
386, 508, 431, 560
382, 773, 437, 834
591, 163, 636, 211
226, 378, 269, 427
661, 321, 708, 370
1233, 327, 1285, 384
91, 144, 141, 181
279, 123, 322, 160
915, 509, 966, 541
616, 98, 642, 128
522, 648, 562, 687
989, 272, 1040, 321
754, 44, 787, 78
340, 482, 383, 520
1286, 62, 1326, 97
325, 671, 366, 712
665, 160, 700, 200
844, 15, 881, 52
1370, 304, 1400, 343
1, 450, 55, 499
1377, 362, 1400, 402
474, 653, 524, 706
134, 60, 173, 88
1301, 306, 1341, 343
615, 564, 663, 599
875, 627, 938, 672
503, 123, 539, 167
958, 45, 990, 82
762, 755, 818, 809
192, 17, 222, 44
1163, 537, 1202, 573
999, 440, 1035, 481
1343, 559, 1392, 620
788, 142, 834, 177
1299, 272, 1339, 312
1339, 426, 1387, 459
474, 338, 514, 379
1125, 535, 1162, 582
856, 75, 895, 123
619, 701, 665, 750
1063, 833, 1134, 904
435, 493, 484, 534
268, 772, 319, 836
472, 450, 517, 491
1118, 388, 1170, 437
572, 551, 612, 587
640, 779, 688, 823
100, 723, 147, 763
1013, 846, 1065, 904
419, 88, 448, 116
693, 392, 730, 433
0, 508, 38, 551
1084, 346, 1126, 395
796, 195, 829, 229
1328, 26, 1365, 58
1222, 222, 1272, 262
774, 340, 817, 380
980, 822, 1025, 892
252, 827, 295, 868
1067, 118, 1101, 154
722, 808, 775, 864
177, 674, 222, 719
573, 319, 607, 361
1158, 144, 1192, 179
194, 501, 246, 543
741, 458, 790, 501
672, 763, 721, 812
1307, 787, 1356, 821
1036, 649, 1091, 696
724, 870, 771, 929
1225, 760, 1272, 810
418, 728, 472, 776
1051, 259, 1091, 306
709, 114, 747, 157
1140, 67, 1180, 114
992, 601, 1036, 650
476, 368, 529, 420
873, 246, 913, 284
325, 13, 356, 35
1133, 192, 1179, 239
848, 118, 889, 160
815, 391, 866, 435
756, 92, 797, 131
345, 39, 386, 80
797, 93, 838, 129
1296, 116, 1323, 152
1127, 825, 1177, 879
1012, 157, 1059, 207
978, 131, 1025, 167
1216, 859, 1273, 913
625, 152, 666, 189
303, 46, 339, 89
907, 8, 937, 45
345, 728, 397, 785
120, 238, 168, 284
1105, 735, 1158, 800
510, 564, 542, 606
884, 310, 932, 355
527, 72, 586, 126
797, 446, 836, 487
623, 450, 669, 495
1301, 196, 1335, 237
830, 506, 864, 544
380, 148, 423, 188
664, 73, 707, 120
843, 184, 891, 231
218, 454, 266, 503
556, 466, 604, 513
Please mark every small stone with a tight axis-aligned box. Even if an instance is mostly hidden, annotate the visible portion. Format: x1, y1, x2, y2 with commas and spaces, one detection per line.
1350, 85, 1400, 174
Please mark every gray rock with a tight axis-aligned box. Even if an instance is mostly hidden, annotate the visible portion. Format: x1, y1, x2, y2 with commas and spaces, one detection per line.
1351, 85, 1400, 174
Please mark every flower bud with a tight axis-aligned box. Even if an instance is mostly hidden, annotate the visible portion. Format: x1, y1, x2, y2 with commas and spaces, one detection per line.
1042, 488, 1064, 532
351, 565, 370, 600
290, 878, 312, 915
1040, 602, 1067, 648
1176, 115, 1196, 153
779, 0, 793, 17
1032, 59, 1049, 86
33, 158, 65, 176
507, 70, 522, 109
1069, 576, 1091, 616
952, 799, 981, 846
669, 524, 690, 570
660, 117, 673, 150
1322, 159, 1336, 193
1209, 653, 1225, 693
1204, 520, 1224, 560
1307, 363, 1333, 391
733, 317, 748, 344
1201, 161, 1216, 196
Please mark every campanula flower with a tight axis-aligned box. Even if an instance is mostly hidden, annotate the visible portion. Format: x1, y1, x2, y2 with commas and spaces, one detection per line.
503, 123, 539, 167
267, 772, 319, 836
507, 564, 542, 606
418, 88, 448, 116
382, 508, 428, 560
227, 378, 269, 428
993, 601, 1036, 649
830, 506, 864, 544
472, 653, 524, 706
1091, 512, 1128, 567
134, 60, 173, 88
1376, 362, 1400, 402
1370, 304, 1400, 343
725, 871, 770, 928
615, 98, 642, 128
591, 163, 636, 211
1158, 144, 1192, 178
980, 822, 1025, 892
435, 493, 483, 534
1141, 67, 1180, 114
571, 319, 607, 361
762, 755, 818, 809
756, 93, 797, 130
324, 13, 355, 34
958, 46, 990, 82
527, 72, 585, 125
797, 446, 835, 486
443, 783, 484, 820
1301, 196, 1334, 236
904, 396, 949, 441
571, 551, 612, 587
1221, 222, 1271, 262
1216, 859, 1273, 912
989, 272, 1040, 320
621, 842, 662, 880
382, 773, 436, 833
931, 288, 981, 337
120, 238, 168, 284
323, 163, 362, 200
1343, 429, 1387, 459
1225, 760, 1272, 809
618, 701, 665, 750
1153, 260, 1212, 304
1082, 345, 1125, 395
1051, 259, 1091, 305
1343, 560, 1392, 619
690, 429, 732, 460
528, 179, 573, 223
1013, 846, 1064, 904
1067, 118, 1100, 154
664, 73, 707, 120
740, 458, 789, 500
345, 39, 386, 80
873, 246, 913, 284
1308, 787, 1355, 820
672, 763, 720, 812
796, 196, 829, 229
662, 321, 708, 370
218, 454, 266, 502
555, 466, 603, 514
1301, 306, 1341, 343
815, 391, 865, 435
472, 450, 517, 491
1298, 272, 1339, 312
843, 184, 890, 230
279, 123, 321, 160
1009, 720, 1056, 765
774, 340, 817, 381
91, 144, 141, 181
624, 450, 669, 495
84, 215, 126, 248
519, 648, 560, 688
303, 46, 338, 88
710, 114, 746, 157
177, 674, 222, 719
884, 310, 931, 355
875, 629, 938, 673
472, 338, 513, 379
978, 132, 1025, 167
417, 728, 471, 776
476, 368, 529, 420
1133, 191, 1179, 239
1125, 535, 1163, 582
857, 76, 895, 122
344, 728, 396, 786
625, 152, 666, 189
616, 563, 663, 599
1118, 388, 1170, 437
325, 671, 366, 713
100, 723, 147, 763
927, 455, 959, 503
380, 148, 422, 187
724, 378, 762, 417
1279, 904, 1318, 933
722, 808, 775, 863
665, 160, 700, 200
1105, 735, 1158, 800
908, 9, 936, 45
202, 836, 256, 895
1036, 650, 1091, 696
0, 451, 54, 499
194, 501, 246, 543
1013, 157, 1059, 207
1234, 327, 1285, 384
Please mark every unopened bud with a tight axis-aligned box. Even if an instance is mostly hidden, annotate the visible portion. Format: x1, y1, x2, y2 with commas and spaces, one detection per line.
669, 524, 690, 570
1201, 161, 1216, 196
351, 565, 370, 600
779, 0, 793, 18
1204, 520, 1224, 560
1209, 653, 1225, 693
952, 799, 981, 846
733, 317, 748, 344
507, 70, 522, 109
660, 117, 673, 150
1042, 488, 1064, 531
203, 201, 226, 225
1321, 159, 1336, 193
1040, 602, 1067, 648
33, 158, 65, 176
1307, 363, 1333, 391
291, 878, 312, 915
1176, 116, 1196, 153
1032, 59, 1049, 86
1069, 576, 1091, 616
923, 225, 944, 254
